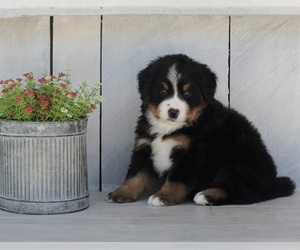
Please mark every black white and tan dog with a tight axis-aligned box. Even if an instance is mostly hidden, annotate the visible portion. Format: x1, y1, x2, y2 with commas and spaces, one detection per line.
107, 54, 295, 206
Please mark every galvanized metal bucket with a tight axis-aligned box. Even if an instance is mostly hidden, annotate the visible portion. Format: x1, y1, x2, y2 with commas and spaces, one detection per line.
0, 119, 89, 214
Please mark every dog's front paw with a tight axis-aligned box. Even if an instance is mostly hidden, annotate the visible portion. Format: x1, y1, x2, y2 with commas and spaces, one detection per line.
107, 189, 137, 203
148, 195, 167, 207
147, 193, 180, 207
107, 172, 153, 203
148, 181, 188, 207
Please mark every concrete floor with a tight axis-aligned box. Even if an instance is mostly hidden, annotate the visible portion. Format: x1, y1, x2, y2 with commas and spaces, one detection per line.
0, 192, 299, 242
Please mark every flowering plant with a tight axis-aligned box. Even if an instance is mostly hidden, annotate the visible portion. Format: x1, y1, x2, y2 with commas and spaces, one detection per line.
0, 72, 102, 122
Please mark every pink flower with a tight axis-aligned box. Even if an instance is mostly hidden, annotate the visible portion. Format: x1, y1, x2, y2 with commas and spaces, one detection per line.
15, 96, 21, 103
70, 92, 77, 99
91, 104, 96, 110
26, 89, 34, 95
38, 77, 46, 83
42, 100, 49, 107
10, 83, 17, 89
38, 95, 50, 101
1, 88, 8, 94
0, 80, 3, 84
16, 78, 22, 82
59, 72, 65, 77
23, 72, 34, 80
25, 105, 33, 114
60, 83, 67, 89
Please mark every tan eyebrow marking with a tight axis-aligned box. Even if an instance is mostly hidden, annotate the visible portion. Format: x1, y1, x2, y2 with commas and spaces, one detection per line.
182, 83, 191, 92
161, 82, 169, 91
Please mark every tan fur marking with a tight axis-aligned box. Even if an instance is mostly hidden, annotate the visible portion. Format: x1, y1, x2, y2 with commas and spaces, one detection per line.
164, 134, 191, 150
135, 138, 151, 149
153, 181, 188, 206
148, 103, 160, 118
187, 99, 207, 123
202, 188, 228, 201
108, 172, 153, 202
182, 83, 191, 92
161, 82, 169, 91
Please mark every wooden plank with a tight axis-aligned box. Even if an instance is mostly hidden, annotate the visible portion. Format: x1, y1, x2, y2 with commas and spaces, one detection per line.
53, 16, 101, 192
2, 243, 298, 250
101, 15, 229, 191
0, 17, 50, 79
2, 0, 300, 17
230, 16, 300, 189
0, 192, 299, 242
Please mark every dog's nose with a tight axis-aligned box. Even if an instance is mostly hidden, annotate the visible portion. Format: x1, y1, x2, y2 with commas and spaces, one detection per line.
168, 108, 179, 119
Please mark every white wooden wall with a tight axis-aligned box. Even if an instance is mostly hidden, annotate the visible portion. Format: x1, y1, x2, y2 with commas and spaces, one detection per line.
230, 16, 300, 186
53, 16, 101, 192
1, 15, 299, 191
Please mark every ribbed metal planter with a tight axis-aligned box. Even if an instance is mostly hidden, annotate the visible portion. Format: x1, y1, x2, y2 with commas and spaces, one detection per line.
0, 119, 89, 214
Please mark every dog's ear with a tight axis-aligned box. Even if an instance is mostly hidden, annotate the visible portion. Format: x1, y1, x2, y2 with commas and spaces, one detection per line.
199, 65, 217, 103
137, 64, 152, 100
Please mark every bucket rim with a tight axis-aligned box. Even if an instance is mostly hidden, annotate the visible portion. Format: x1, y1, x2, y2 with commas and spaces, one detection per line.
0, 118, 88, 136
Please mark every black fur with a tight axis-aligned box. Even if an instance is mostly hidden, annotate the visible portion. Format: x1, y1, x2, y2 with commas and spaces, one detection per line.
108, 54, 295, 205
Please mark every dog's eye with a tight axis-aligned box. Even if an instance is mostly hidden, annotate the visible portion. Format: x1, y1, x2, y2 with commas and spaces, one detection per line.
160, 89, 168, 96
183, 90, 192, 98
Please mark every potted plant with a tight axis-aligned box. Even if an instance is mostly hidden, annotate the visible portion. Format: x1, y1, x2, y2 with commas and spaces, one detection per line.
0, 72, 102, 214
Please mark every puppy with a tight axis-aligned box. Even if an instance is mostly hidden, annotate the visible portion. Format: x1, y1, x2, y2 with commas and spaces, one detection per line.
108, 54, 295, 206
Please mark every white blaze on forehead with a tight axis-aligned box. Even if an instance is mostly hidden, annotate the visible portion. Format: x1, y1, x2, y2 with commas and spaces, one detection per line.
167, 64, 181, 87
157, 64, 188, 124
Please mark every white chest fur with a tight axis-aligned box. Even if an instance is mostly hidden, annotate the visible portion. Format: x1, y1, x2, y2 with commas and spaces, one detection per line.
151, 136, 178, 176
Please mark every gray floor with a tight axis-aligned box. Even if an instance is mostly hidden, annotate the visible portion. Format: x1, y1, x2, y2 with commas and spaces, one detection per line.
0, 192, 299, 242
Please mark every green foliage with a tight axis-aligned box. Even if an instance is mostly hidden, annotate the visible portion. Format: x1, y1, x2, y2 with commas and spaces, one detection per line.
0, 72, 102, 121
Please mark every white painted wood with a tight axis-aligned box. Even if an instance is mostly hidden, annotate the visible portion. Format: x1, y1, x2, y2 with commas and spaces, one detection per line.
0, 192, 299, 241
1, 243, 298, 250
230, 16, 300, 189
53, 16, 101, 192
101, 15, 229, 191
2, 0, 300, 17
0, 17, 50, 79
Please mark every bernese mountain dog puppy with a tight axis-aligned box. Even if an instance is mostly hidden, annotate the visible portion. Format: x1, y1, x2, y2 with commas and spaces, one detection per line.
108, 54, 295, 206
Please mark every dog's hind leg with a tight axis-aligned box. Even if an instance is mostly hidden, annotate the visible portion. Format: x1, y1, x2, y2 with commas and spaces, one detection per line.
194, 166, 274, 205
194, 188, 228, 205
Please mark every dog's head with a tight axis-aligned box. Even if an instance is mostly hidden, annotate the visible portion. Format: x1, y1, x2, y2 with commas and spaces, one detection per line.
138, 54, 217, 133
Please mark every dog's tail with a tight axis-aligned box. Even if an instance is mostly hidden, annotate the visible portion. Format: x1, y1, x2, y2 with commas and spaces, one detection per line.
263, 177, 296, 200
